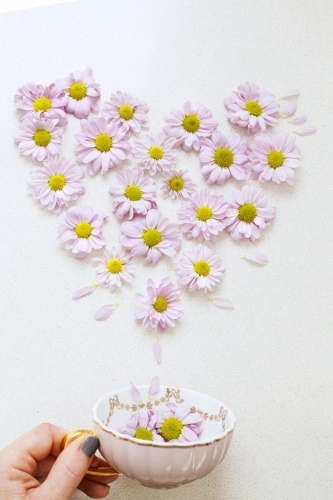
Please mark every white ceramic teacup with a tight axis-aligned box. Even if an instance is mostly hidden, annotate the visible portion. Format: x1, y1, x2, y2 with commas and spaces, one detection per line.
64, 385, 235, 489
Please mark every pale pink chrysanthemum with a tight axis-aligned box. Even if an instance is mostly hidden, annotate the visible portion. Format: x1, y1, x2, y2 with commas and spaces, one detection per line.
156, 402, 202, 442
248, 132, 301, 185
118, 409, 164, 442
161, 168, 197, 202
75, 116, 131, 175
14, 83, 68, 127
58, 205, 107, 259
120, 209, 181, 265
92, 247, 134, 292
135, 277, 183, 332
199, 131, 250, 185
55, 67, 100, 119
132, 132, 178, 175
224, 82, 279, 135
177, 190, 227, 242
14, 117, 63, 162
102, 91, 149, 138
109, 167, 156, 220
225, 185, 275, 242
176, 244, 225, 293
27, 156, 84, 213
164, 101, 218, 152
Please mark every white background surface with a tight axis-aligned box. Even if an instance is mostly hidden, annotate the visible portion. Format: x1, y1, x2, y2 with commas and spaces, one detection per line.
0, 1, 332, 499
0, 0, 76, 13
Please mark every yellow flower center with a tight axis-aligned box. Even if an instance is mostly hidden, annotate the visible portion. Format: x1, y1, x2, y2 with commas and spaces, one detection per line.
214, 147, 234, 168
94, 133, 112, 152
160, 417, 183, 441
134, 428, 153, 441
169, 176, 184, 192
153, 296, 168, 313
142, 228, 162, 247
107, 258, 123, 274
75, 221, 92, 238
148, 145, 164, 161
33, 129, 51, 147
33, 96, 52, 112
124, 185, 142, 201
244, 101, 262, 117
196, 206, 213, 222
68, 82, 87, 101
267, 150, 285, 169
118, 104, 134, 120
238, 203, 257, 223
48, 174, 66, 191
194, 260, 211, 277
182, 114, 200, 133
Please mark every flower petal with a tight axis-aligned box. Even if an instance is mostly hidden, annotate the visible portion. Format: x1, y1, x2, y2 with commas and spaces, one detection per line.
281, 101, 297, 118
130, 382, 141, 402
94, 304, 116, 321
281, 88, 300, 98
243, 251, 268, 265
295, 124, 317, 136
148, 375, 160, 396
288, 115, 307, 125
72, 285, 95, 300
211, 297, 234, 309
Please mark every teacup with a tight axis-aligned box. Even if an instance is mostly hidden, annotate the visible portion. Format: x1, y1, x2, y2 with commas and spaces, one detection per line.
64, 385, 235, 489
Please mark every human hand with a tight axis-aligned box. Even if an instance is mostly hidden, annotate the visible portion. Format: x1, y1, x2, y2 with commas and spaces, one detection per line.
0, 423, 118, 499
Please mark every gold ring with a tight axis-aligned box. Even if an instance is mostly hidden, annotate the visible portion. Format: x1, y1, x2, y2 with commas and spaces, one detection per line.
61, 429, 122, 477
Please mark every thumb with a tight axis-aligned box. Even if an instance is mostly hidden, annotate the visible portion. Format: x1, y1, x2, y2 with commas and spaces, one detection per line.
33, 435, 99, 500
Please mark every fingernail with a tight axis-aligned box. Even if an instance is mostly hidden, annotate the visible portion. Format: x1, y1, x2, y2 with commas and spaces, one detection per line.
80, 436, 100, 457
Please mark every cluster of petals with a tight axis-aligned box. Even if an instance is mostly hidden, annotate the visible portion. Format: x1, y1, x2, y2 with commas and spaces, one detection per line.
156, 402, 202, 442
75, 116, 131, 175
14, 82, 68, 126
161, 168, 197, 202
132, 132, 178, 175
199, 131, 250, 185
120, 209, 181, 265
164, 101, 217, 151
93, 247, 134, 292
14, 117, 63, 162
109, 167, 156, 220
135, 277, 183, 333
55, 67, 100, 119
177, 189, 227, 242
176, 244, 225, 293
27, 155, 84, 213
58, 205, 107, 259
118, 409, 163, 442
225, 185, 275, 242
102, 91, 149, 138
248, 131, 301, 185
224, 82, 279, 135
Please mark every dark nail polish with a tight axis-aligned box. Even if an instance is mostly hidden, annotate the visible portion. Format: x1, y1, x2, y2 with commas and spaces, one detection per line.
80, 436, 100, 457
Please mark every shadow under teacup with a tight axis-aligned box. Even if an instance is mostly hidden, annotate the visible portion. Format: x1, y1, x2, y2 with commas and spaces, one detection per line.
63, 385, 236, 489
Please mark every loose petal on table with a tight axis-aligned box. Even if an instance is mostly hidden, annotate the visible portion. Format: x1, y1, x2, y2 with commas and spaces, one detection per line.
295, 124, 317, 136
153, 342, 162, 364
211, 297, 234, 309
281, 101, 297, 118
72, 285, 95, 300
281, 88, 300, 99
149, 375, 160, 396
242, 251, 268, 265
94, 304, 117, 321
288, 114, 307, 125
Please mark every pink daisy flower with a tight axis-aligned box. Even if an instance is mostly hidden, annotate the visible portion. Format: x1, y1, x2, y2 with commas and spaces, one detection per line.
176, 244, 225, 293
225, 185, 275, 242
109, 167, 157, 220
177, 190, 227, 242
164, 101, 218, 152
224, 82, 279, 135
102, 91, 149, 138
55, 67, 100, 119
120, 209, 181, 265
14, 82, 68, 127
92, 247, 134, 292
248, 131, 301, 185
118, 409, 163, 442
135, 277, 183, 332
132, 132, 178, 175
199, 132, 250, 185
161, 168, 197, 202
27, 155, 84, 213
14, 117, 63, 162
58, 205, 107, 259
75, 116, 131, 175
156, 402, 202, 442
